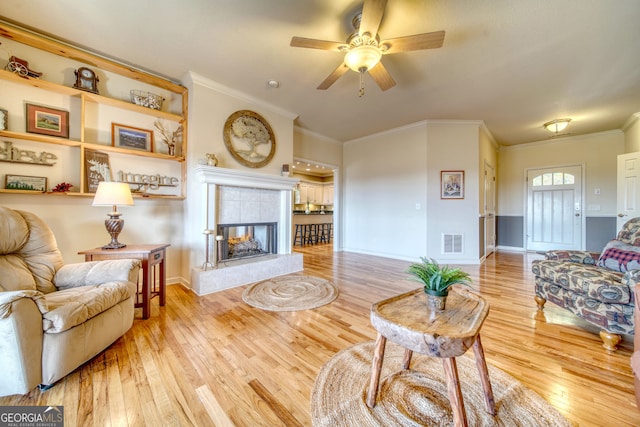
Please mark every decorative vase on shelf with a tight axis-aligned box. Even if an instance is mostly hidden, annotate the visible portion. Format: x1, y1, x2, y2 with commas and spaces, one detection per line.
406, 257, 471, 312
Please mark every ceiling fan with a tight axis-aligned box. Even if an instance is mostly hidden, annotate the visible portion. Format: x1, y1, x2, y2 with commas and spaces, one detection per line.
290, 0, 445, 96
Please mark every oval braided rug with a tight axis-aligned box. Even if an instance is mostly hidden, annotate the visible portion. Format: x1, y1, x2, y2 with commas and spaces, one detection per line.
242, 275, 338, 311
311, 341, 572, 427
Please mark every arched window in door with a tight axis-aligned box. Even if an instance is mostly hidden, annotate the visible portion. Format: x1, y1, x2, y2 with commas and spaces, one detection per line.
531, 172, 575, 187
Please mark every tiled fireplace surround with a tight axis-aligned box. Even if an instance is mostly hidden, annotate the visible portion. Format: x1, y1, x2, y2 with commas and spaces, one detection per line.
191, 166, 303, 295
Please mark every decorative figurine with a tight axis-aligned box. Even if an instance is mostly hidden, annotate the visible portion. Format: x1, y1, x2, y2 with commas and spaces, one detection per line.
206, 153, 218, 166
5, 56, 42, 78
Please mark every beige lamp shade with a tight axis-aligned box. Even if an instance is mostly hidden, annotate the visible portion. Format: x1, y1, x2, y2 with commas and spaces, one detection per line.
92, 182, 134, 207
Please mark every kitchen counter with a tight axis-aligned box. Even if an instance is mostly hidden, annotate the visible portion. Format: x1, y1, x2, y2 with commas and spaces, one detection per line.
293, 210, 333, 215
293, 212, 333, 225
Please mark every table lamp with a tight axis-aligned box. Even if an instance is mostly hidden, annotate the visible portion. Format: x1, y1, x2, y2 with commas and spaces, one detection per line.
92, 181, 134, 249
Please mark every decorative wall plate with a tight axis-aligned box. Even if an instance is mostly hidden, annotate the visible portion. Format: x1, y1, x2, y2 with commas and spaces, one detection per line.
223, 110, 275, 168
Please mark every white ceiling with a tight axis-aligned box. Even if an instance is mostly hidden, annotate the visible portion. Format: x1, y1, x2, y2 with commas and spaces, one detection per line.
1, 0, 639, 146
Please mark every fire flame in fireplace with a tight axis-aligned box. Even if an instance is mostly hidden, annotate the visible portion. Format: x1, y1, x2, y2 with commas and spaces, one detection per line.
228, 235, 262, 258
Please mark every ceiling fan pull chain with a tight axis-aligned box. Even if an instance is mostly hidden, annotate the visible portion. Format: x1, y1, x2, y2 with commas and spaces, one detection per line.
359, 69, 365, 97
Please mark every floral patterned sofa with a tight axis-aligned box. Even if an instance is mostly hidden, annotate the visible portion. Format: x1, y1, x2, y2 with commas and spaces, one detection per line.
532, 217, 640, 351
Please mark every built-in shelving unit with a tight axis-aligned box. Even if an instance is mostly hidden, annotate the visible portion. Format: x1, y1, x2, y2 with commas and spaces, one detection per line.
0, 22, 188, 199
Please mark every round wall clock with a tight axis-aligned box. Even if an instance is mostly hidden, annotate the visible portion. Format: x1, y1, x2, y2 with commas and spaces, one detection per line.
223, 110, 275, 168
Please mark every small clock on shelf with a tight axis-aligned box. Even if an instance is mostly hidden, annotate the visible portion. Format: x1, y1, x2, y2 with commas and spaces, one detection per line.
73, 67, 99, 94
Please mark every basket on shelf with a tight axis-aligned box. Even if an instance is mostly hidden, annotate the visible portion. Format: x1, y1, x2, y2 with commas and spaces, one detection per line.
130, 90, 164, 110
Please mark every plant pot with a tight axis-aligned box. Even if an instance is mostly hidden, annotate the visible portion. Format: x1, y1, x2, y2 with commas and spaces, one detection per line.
425, 290, 448, 312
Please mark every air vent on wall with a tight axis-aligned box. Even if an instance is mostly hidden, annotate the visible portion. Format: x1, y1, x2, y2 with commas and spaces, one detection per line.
442, 234, 463, 254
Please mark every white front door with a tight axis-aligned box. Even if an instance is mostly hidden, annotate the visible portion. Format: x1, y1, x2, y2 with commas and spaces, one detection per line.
526, 165, 583, 252
484, 162, 496, 256
617, 152, 640, 232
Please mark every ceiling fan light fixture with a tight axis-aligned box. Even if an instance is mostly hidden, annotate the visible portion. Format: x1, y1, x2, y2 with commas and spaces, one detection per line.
544, 118, 572, 133
344, 45, 382, 72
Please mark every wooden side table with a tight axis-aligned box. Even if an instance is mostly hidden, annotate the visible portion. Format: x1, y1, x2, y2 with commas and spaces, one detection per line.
78, 244, 170, 319
366, 287, 495, 427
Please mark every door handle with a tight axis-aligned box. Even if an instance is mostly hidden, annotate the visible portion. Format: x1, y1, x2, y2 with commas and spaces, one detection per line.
618, 213, 628, 218
575, 213, 580, 217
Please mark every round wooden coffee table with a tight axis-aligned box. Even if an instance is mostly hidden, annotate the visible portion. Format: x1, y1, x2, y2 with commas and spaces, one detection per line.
366, 287, 495, 427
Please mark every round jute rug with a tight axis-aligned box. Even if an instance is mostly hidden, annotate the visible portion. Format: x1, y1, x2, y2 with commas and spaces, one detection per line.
311, 341, 572, 427
242, 275, 338, 311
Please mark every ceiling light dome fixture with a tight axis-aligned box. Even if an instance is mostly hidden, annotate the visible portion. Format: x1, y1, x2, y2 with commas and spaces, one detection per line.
544, 118, 572, 134
342, 33, 384, 97
344, 44, 382, 72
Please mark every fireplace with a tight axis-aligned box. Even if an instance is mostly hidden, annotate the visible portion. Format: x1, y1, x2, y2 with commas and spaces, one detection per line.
217, 222, 277, 261
192, 166, 303, 295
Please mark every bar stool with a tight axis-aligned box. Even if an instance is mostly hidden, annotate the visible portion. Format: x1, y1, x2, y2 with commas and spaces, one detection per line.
318, 223, 329, 244
325, 223, 332, 244
305, 223, 318, 245
294, 224, 306, 246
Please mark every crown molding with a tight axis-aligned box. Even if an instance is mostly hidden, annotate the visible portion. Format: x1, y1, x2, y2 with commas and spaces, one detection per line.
294, 126, 342, 145
622, 112, 640, 132
499, 129, 623, 151
182, 71, 298, 120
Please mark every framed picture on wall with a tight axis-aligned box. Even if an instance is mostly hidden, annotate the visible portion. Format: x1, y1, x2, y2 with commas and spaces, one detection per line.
26, 103, 69, 138
112, 123, 154, 152
441, 170, 464, 199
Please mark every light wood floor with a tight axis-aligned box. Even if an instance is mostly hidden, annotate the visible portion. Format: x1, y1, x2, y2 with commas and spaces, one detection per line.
2, 247, 639, 426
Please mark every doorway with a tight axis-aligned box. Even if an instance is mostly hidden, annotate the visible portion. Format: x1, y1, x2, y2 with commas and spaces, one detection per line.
484, 161, 496, 257
526, 165, 584, 252
617, 152, 640, 233
292, 158, 340, 250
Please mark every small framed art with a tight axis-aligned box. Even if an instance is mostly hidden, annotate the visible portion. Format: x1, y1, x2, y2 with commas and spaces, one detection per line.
112, 123, 154, 152
84, 149, 112, 193
0, 108, 7, 130
26, 103, 69, 138
5, 174, 47, 192
441, 170, 464, 199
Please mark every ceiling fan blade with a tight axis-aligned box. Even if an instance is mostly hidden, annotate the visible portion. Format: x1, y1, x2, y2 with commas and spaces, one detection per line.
359, 0, 387, 37
317, 63, 350, 90
368, 61, 396, 91
290, 36, 345, 51
381, 30, 445, 54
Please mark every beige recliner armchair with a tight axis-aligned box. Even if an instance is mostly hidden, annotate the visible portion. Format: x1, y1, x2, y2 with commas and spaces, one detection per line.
0, 207, 140, 396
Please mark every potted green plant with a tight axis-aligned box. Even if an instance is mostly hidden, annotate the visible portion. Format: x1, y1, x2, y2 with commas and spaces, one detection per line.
407, 257, 471, 311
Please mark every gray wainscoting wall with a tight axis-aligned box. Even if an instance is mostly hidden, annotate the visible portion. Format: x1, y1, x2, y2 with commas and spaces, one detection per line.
496, 216, 617, 252
496, 216, 524, 249
585, 217, 617, 251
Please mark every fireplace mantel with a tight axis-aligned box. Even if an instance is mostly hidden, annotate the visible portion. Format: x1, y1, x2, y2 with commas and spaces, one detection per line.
195, 165, 299, 190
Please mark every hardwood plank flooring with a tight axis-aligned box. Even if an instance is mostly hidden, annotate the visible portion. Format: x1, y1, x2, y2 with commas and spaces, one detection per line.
2, 247, 639, 426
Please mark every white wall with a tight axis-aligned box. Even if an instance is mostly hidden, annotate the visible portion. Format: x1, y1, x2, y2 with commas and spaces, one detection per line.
342, 120, 484, 263
425, 122, 482, 263
624, 113, 640, 153
293, 127, 342, 168
497, 131, 624, 218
